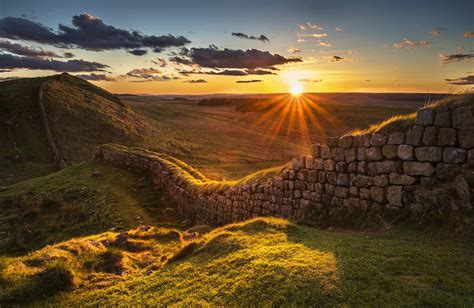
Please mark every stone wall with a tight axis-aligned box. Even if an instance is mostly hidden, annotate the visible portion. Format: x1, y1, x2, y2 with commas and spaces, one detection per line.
95, 103, 474, 226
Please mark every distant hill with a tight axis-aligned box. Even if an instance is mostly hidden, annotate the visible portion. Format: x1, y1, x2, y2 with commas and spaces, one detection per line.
0, 73, 155, 185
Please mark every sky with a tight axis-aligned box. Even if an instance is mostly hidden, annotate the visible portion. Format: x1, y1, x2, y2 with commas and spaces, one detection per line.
0, 0, 472, 94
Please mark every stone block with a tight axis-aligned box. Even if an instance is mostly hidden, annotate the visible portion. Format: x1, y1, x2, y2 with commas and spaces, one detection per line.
416, 108, 435, 126
325, 184, 335, 195
304, 156, 314, 169
291, 156, 304, 170
420, 177, 435, 186
397, 144, 414, 160
335, 187, 349, 198
370, 186, 385, 203
443, 148, 466, 163
403, 162, 435, 176
422, 126, 438, 145
357, 147, 366, 160
386, 186, 403, 206
382, 145, 398, 159
297, 170, 307, 181
389, 173, 416, 185
336, 173, 350, 186
374, 174, 389, 187
436, 127, 457, 146
332, 147, 346, 162
468, 149, 474, 166
434, 108, 451, 127
406, 125, 424, 146
344, 148, 357, 162
327, 172, 337, 184
360, 199, 370, 210
370, 134, 388, 146
331, 196, 343, 207
324, 159, 335, 171
367, 162, 378, 176
336, 162, 348, 173
452, 106, 474, 128
314, 158, 324, 170
375, 161, 400, 174
311, 144, 321, 158
415, 146, 443, 162
436, 163, 462, 180
459, 128, 474, 148
349, 186, 359, 196
366, 147, 383, 161
338, 135, 353, 148
353, 134, 371, 147
388, 132, 405, 145
360, 188, 371, 199
288, 170, 296, 180
314, 183, 323, 194
308, 170, 318, 182
355, 174, 374, 187
318, 171, 326, 183
348, 162, 357, 173
357, 161, 367, 174
320, 145, 331, 159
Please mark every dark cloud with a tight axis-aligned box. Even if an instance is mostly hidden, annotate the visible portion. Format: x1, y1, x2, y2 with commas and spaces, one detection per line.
299, 79, 322, 83
329, 55, 344, 62
124, 67, 179, 82
63, 51, 75, 58
445, 75, 474, 85
179, 68, 274, 76
75, 73, 115, 81
236, 79, 262, 83
439, 52, 474, 64
0, 14, 190, 52
127, 49, 147, 56
0, 39, 61, 57
288, 47, 300, 53
430, 26, 447, 36
231, 32, 269, 43
464, 32, 474, 38
184, 79, 207, 83
0, 53, 108, 72
152, 57, 167, 67
169, 56, 194, 66
178, 47, 302, 70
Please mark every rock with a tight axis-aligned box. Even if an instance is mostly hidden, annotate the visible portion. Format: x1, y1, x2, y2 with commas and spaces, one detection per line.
349, 186, 358, 196
338, 135, 353, 148
326, 137, 339, 147
420, 177, 436, 186
335, 187, 349, 198
388, 132, 405, 145
452, 106, 474, 128
314, 158, 324, 170
308, 170, 318, 182
406, 125, 424, 146
366, 147, 382, 161
332, 147, 346, 162
389, 173, 416, 185
443, 148, 466, 163
386, 186, 403, 206
336, 162, 348, 172
397, 144, 414, 160
436, 163, 462, 180
320, 145, 331, 159
360, 188, 371, 199
422, 126, 438, 145
348, 162, 357, 173
468, 149, 474, 166
327, 172, 337, 185
382, 145, 398, 159
344, 148, 357, 162
357, 147, 366, 160
436, 127, 457, 146
416, 108, 435, 126
415, 146, 443, 162
374, 175, 389, 187
324, 159, 335, 171
357, 161, 367, 174
403, 162, 435, 176
311, 144, 321, 157
305, 156, 314, 169
353, 134, 371, 147
434, 107, 451, 127
370, 186, 385, 202
291, 157, 303, 171
370, 134, 388, 146
336, 173, 349, 186
355, 175, 374, 187
375, 161, 400, 174
458, 128, 474, 148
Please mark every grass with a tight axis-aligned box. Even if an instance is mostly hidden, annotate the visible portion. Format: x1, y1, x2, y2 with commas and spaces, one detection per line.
1, 217, 472, 306
0, 162, 180, 255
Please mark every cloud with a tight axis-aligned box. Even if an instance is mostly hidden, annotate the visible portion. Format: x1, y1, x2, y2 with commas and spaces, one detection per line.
245, 69, 276, 75
297, 38, 305, 42
179, 67, 276, 76
0, 76, 21, 81
299, 23, 323, 31
0, 14, 190, 52
0, 53, 108, 71
335, 27, 344, 32
393, 38, 432, 49
169, 56, 195, 66
152, 57, 167, 67
439, 52, 474, 64
299, 79, 322, 83
236, 79, 262, 83
316, 40, 331, 47
445, 74, 474, 85
231, 32, 269, 43
124, 67, 179, 82
177, 46, 302, 70
326, 55, 353, 63
0, 39, 62, 57
464, 32, 474, 38
184, 79, 207, 83
430, 26, 447, 36
127, 49, 147, 56
75, 73, 115, 81
288, 47, 300, 53
297, 33, 328, 38
63, 52, 75, 58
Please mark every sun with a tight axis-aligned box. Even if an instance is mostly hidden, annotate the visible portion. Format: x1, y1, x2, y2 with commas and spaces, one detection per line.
289, 84, 304, 96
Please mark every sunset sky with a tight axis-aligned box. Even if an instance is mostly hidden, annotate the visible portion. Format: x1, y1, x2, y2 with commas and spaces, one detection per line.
0, 0, 472, 94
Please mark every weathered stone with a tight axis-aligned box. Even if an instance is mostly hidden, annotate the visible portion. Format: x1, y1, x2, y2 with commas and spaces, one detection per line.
297, 170, 307, 181
335, 187, 349, 198
370, 186, 385, 203
376, 161, 400, 174
311, 144, 321, 157
348, 162, 357, 173
415, 146, 443, 162
403, 162, 435, 176
332, 147, 346, 162
308, 170, 318, 182
436, 163, 462, 180
434, 108, 451, 127
357, 147, 366, 160
366, 147, 382, 161
416, 108, 435, 126
422, 126, 438, 145
318, 171, 326, 183
336, 162, 348, 173
360, 199, 370, 210
288, 170, 296, 180
386, 186, 403, 206
406, 125, 424, 146
452, 106, 474, 128
314, 158, 324, 170
367, 162, 378, 176
420, 177, 435, 186
397, 144, 414, 160
314, 183, 323, 194
326, 137, 339, 147
336, 173, 350, 186
436, 127, 457, 146
331, 196, 343, 206
374, 174, 389, 187
388, 132, 405, 145
370, 134, 388, 146
324, 159, 335, 171
344, 148, 357, 162
327, 172, 337, 184
458, 128, 474, 148
348, 198, 360, 208
291, 156, 304, 171
389, 173, 416, 185
357, 161, 367, 174
349, 186, 358, 196
359, 188, 371, 199
468, 149, 474, 166
355, 174, 374, 187
320, 145, 331, 159
353, 134, 371, 147
443, 148, 466, 163
382, 145, 398, 159
282, 170, 290, 180
325, 184, 335, 195
338, 135, 353, 148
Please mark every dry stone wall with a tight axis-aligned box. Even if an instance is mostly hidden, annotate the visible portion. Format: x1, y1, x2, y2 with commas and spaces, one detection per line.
95, 104, 474, 226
